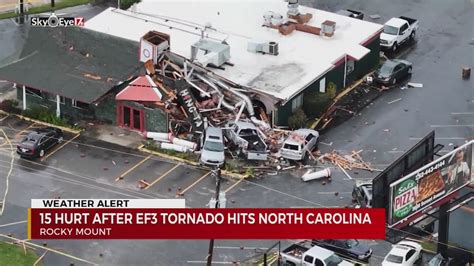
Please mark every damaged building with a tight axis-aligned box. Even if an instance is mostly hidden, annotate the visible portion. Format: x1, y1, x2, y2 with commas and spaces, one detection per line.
0, 27, 168, 133
85, 0, 383, 128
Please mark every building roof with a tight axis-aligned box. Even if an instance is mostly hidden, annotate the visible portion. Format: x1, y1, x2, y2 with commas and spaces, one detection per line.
116, 75, 162, 102
0, 26, 142, 103
85, 0, 382, 102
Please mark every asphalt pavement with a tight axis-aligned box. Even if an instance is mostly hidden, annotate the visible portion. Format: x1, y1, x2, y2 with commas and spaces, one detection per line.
0, 0, 473, 265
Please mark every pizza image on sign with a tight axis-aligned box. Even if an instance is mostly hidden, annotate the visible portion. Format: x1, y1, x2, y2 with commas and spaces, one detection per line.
415, 170, 445, 203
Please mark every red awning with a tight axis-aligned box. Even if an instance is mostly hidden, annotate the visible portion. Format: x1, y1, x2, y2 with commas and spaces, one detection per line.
116, 75, 162, 102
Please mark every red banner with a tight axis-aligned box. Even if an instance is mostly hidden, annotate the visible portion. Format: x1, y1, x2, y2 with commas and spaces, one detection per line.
29, 208, 386, 239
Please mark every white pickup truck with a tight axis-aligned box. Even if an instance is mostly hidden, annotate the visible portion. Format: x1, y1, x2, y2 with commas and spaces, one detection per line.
281, 241, 354, 266
380, 16, 419, 52
225, 121, 268, 161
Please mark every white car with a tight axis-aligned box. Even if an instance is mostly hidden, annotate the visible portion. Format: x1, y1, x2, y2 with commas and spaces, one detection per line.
382, 241, 422, 266
280, 128, 319, 161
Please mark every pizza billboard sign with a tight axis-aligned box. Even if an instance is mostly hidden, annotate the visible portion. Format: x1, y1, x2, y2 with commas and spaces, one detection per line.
389, 140, 474, 227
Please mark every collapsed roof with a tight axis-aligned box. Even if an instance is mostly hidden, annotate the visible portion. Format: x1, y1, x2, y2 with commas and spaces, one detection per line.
85, 0, 383, 103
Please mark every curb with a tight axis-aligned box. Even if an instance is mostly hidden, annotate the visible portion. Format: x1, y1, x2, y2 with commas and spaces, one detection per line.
138, 145, 248, 180
0, 110, 82, 134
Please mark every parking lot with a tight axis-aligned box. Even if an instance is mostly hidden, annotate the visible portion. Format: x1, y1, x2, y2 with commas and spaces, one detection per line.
0, 114, 365, 264
1, 0, 473, 264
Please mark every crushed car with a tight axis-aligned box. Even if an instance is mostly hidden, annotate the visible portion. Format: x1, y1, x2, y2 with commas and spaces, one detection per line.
225, 121, 268, 161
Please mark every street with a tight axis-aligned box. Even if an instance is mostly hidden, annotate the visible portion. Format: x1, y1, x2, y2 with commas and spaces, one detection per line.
0, 0, 473, 265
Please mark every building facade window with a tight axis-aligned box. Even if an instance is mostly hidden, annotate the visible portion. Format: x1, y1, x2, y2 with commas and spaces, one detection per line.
291, 94, 303, 112
319, 77, 326, 93
346, 59, 355, 74
72, 99, 89, 109
25, 87, 42, 98
44, 92, 65, 104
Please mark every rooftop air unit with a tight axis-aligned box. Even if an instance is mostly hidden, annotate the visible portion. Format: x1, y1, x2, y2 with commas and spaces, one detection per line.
190, 39, 231, 67
247, 40, 279, 56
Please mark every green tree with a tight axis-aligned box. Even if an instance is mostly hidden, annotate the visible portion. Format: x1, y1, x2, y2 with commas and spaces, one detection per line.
288, 108, 307, 129
120, 0, 141, 9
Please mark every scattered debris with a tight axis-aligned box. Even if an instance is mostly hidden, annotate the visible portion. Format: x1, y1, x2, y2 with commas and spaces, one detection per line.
407, 82, 423, 88
84, 73, 101, 80
387, 98, 402, 104
383, 129, 390, 132
469, 38, 474, 45
317, 150, 373, 172
301, 168, 331, 182
319, 141, 333, 146
369, 14, 381, 19
462, 67, 471, 79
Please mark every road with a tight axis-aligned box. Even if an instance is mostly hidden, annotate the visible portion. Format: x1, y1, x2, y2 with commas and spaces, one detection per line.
0, 0, 473, 265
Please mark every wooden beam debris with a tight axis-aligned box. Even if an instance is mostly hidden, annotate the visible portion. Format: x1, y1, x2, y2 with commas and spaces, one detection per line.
317, 150, 374, 172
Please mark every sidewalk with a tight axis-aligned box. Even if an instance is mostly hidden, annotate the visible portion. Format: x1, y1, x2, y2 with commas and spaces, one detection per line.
79, 122, 145, 149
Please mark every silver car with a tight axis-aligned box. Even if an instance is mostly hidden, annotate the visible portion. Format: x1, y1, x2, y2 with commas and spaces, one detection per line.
200, 127, 225, 168
280, 128, 319, 161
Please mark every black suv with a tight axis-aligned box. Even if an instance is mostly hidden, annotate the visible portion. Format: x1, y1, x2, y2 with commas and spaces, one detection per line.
312, 239, 372, 262
17, 127, 64, 158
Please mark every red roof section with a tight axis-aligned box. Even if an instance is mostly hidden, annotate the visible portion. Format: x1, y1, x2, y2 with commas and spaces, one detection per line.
116, 75, 162, 102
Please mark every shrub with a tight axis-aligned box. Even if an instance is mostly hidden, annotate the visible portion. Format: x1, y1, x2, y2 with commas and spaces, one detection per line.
21, 107, 80, 129
120, 0, 141, 9
0, 99, 20, 113
288, 108, 307, 129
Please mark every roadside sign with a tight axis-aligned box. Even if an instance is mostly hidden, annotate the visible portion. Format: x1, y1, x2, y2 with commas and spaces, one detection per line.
389, 140, 474, 227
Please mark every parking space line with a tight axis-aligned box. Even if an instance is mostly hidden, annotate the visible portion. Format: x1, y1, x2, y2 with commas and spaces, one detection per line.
224, 177, 244, 193
145, 163, 181, 189
115, 155, 152, 182
0, 114, 9, 122
178, 171, 211, 196
14, 123, 37, 139
40, 133, 80, 162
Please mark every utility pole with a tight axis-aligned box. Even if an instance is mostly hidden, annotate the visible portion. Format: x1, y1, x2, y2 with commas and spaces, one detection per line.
51, 0, 55, 8
206, 168, 222, 266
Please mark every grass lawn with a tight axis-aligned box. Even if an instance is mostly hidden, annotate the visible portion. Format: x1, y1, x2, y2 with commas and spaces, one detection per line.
0, 241, 41, 266
0, 0, 92, 19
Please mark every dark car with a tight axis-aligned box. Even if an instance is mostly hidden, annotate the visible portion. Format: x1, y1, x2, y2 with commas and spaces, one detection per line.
17, 127, 64, 158
373, 59, 412, 85
336, 9, 364, 20
312, 239, 373, 262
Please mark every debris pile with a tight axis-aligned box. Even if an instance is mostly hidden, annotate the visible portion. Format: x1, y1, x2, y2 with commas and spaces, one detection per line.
317, 150, 374, 172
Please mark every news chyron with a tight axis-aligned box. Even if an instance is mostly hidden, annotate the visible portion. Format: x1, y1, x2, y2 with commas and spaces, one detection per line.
30, 13, 84, 27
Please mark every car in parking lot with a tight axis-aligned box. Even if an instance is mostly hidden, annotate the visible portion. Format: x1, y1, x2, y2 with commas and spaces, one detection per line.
352, 181, 373, 208
373, 59, 412, 86
382, 241, 422, 266
16, 127, 63, 158
311, 239, 372, 262
336, 9, 364, 20
199, 127, 225, 168
280, 128, 319, 161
